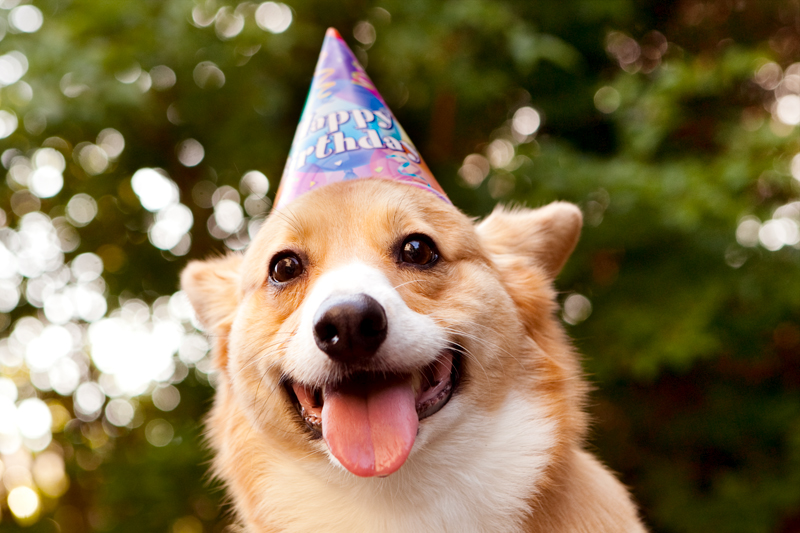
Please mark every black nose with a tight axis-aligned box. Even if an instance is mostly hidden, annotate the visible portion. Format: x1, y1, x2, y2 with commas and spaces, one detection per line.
313, 294, 388, 364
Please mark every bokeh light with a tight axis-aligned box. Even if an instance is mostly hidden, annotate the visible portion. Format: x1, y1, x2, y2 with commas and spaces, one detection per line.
511, 106, 541, 136
486, 139, 515, 168
149, 203, 194, 251
105, 398, 135, 427
71, 252, 103, 282
215, 6, 245, 40
255, 2, 292, 34
776, 95, 800, 126
736, 216, 761, 247
594, 86, 621, 114
240, 170, 270, 196
9, 5, 44, 33
178, 332, 209, 365
0, 51, 28, 86
755, 62, 782, 90
66, 193, 98, 227
244, 194, 270, 217
0, 396, 22, 454
606, 31, 641, 72
177, 138, 205, 167
16, 398, 52, 441
8, 486, 40, 520
77, 143, 110, 175
150, 65, 177, 91
29, 166, 63, 198
212, 198, 244, 234
33, 147, 66, 171
115, 62, 141, 84
736, 208, 800, 252
73, 381, 105, 420
759, 218, 800, 251
97, 128, 125, 159
563, 293, 592, 325
59, 72, 89, 98
353, 21, 376, 47
457, 154, 490, 188
48, 357, 81, 395
0, 109, 19, 138
791, 153, 800, 182
146, 418, 174, 447
87, 300, 187, 396
152, 384, 181, 412
32, 451, 68, 498
193, 61, 225, 89
172, 515, 204, 533
12, 81, 34, 104
25, 324, 72, 372
191, 3, 216, 27
132, 168, 179, 211
0, 376, 18, 400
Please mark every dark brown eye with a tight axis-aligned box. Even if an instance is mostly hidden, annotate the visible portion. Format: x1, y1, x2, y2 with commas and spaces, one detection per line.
400, 235, 439, 267
271, 253, 303, 283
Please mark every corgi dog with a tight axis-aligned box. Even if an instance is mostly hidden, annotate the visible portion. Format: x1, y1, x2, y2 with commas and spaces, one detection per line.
181, 178, 647, 532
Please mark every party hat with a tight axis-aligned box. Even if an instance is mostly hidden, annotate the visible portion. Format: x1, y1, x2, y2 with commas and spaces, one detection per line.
273, 28, 450, 210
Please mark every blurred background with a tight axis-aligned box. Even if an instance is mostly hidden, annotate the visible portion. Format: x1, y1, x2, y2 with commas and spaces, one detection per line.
0, 0, 799, 531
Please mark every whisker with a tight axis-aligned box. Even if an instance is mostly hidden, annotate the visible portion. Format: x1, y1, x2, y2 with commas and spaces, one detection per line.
270, 204, 305, 237
432, 321, 527, 376
226, 334, 303, 441
227, 333, 297, 380
393, 278, 429, 290
434, 319, 525, 369
445, 339, 489, 382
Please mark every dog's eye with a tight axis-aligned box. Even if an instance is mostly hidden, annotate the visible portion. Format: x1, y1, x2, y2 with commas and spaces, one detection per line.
400, 235, 439, 267
270, 253, 304, 283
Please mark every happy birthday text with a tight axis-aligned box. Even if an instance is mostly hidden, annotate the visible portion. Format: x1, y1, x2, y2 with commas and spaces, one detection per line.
290, 108, 421, 169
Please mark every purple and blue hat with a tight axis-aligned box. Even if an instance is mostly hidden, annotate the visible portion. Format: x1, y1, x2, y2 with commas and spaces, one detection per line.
274, 28, 450, 209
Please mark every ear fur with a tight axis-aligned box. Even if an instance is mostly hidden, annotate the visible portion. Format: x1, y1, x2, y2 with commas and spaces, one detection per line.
475, 202, 582, 279
180, 253, 243, 370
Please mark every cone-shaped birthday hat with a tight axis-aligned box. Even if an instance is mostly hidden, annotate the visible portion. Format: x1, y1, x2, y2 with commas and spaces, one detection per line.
274, 28, 450, 210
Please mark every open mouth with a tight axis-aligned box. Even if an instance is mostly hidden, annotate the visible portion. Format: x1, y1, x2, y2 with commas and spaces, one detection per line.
285, 349, 460, 478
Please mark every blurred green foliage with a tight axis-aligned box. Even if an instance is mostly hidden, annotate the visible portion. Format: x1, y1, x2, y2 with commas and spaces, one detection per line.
1, 0, 799, 531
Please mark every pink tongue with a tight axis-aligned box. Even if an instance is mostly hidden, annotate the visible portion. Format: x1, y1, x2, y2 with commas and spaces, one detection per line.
322, 376, 418, 477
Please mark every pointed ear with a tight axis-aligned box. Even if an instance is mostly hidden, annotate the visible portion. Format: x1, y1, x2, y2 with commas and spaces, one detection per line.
475, 202, 582, 279
180, 254, 243, 370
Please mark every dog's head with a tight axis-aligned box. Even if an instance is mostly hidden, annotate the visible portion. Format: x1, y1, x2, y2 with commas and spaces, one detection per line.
182, 178, 583, 478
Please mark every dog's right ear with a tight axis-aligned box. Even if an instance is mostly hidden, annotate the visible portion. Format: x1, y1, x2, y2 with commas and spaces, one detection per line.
475, 202, 583, 280
180, 253, 243, 370
475, 202, 582, 332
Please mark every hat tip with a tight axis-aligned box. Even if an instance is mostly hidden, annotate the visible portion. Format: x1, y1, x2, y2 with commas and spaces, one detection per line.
325, 27, 342, 39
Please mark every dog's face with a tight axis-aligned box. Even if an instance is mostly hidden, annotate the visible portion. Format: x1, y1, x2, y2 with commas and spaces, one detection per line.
182, 178, 583, 480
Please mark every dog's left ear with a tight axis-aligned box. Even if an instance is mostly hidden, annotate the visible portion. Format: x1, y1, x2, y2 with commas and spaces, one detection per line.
475, 202, 582, 280
180, 253, 243, 370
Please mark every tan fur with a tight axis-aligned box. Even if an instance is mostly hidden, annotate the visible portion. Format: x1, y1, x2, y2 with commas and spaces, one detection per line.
181, 253, 243, 370
181, 179, 647, 532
